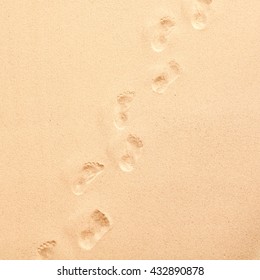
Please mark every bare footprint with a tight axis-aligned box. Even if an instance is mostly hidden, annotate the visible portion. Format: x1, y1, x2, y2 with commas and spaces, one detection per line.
79, 210, 112, 250
66, 209, 112, 251
119, 152, 136, 172
191, 4, 208, 30
182, 0, 212, 31
151, 60, 182, 94
113, 109, 129, 130
118, 134, 143, 172
151, 16, 176, 52
37, 240, 57, 259
152, 73, 170, 94
107, 132, 143, 172
113, 91, 135, 130
71, 162, 104, 195
126, 134, 144, 159
193, 0, 213, 30
116, 91, 135, 111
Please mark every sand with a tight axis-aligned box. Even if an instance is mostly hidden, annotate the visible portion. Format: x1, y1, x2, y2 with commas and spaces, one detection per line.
0, 0, 259, 260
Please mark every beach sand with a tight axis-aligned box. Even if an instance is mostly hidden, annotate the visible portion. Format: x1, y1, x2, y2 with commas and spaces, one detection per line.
0, 0, 259, 259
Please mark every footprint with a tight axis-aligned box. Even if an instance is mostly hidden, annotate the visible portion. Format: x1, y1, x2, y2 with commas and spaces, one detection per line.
66, 209, 112, 251
151, 31, 168, 53
122, 134, 144, 172
151, 16, 176, 52
71, 162, 104, 195
113, 109, 129, 130
126, 134, 144, 159
191, 0, 212, 30
151, 60, 182, 94
119, 152, 136, 172
107, 133, 143, 172
113, 91, 135, 130
181, 0, 213, 31
191, 5, 208, 30
37, 240, 57, 259
116, 91, 135, 111
118, 134, 144, 172
79, 209, 112, 251
152, 73, 170, 94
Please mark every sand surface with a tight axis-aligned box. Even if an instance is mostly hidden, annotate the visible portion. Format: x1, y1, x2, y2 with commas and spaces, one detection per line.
0, 0, 260, 259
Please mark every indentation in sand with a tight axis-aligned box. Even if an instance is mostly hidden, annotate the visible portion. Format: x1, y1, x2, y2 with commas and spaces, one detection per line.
37, 240, 57, 260
71, 162, 104, 195
150, 15, 176, 52
66, 209, 112, 251
151, 60, 182, 94
113, 91, 135, 130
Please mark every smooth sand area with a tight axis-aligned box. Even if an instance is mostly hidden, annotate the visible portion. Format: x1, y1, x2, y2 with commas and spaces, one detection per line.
0, 0, 259, 259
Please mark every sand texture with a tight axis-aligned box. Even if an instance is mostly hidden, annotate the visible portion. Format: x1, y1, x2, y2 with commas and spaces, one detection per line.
0, 0, 260, 259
